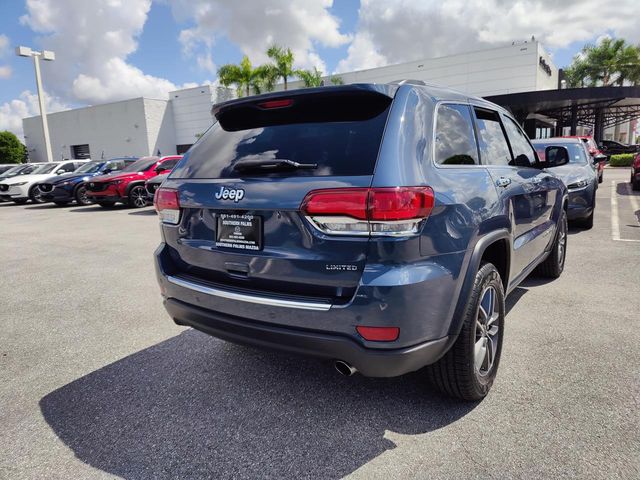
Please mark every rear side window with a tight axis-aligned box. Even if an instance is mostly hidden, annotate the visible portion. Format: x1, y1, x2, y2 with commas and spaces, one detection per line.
473, 108, 512, 166
434, 104, 479, 165
170, 92, 392, 178
502, 116, 537, 167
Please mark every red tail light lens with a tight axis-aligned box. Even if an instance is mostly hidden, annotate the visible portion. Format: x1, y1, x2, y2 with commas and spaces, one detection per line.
356, 326, 400, 342
300, 188, 369, 220
154, 188, 180, 224
301, 187, 434, 236
369, 187, 434, 220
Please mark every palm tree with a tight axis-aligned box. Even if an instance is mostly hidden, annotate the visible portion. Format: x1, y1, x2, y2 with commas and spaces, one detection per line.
564, 38, 640, 87
265, 45, 295, 90
329, 75, 344, 85
217, 56, 270, 97
296, 67, 323, 87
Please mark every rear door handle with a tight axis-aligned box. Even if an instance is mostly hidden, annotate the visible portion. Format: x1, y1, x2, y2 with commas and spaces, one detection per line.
496, 177, 511, 187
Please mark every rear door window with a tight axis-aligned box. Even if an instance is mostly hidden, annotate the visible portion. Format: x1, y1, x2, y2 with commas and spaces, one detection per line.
434, 104, 479, 165
171, 92, 392, 179
473, 108, 512, 166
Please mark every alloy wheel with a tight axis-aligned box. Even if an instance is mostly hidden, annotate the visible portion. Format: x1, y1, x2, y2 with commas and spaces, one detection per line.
557, 221, 567, 267
474, 285, 500, 376
130, 186, 147, 208
76, 186, 91, 205
31, 186, 45, 203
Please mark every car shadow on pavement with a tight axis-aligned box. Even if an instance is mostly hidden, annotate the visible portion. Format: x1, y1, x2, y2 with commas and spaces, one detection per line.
128, 208, 156, 216
616, 182, 639, 196
68, 205, 128, 212
40, 329, 477, 479
24, 204, 70, 210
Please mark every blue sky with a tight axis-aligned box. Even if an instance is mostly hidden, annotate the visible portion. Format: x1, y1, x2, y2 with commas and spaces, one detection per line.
1, 0, 637, 137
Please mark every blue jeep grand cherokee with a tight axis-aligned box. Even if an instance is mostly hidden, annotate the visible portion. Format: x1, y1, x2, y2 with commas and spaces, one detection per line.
154, 82, 568, 401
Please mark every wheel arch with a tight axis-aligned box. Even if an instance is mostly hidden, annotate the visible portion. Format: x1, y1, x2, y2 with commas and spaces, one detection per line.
447, 229, 511, 338
125, 180, 147, 196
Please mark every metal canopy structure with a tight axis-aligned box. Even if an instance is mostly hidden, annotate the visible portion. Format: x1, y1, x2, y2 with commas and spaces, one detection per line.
485, 86, 640, 142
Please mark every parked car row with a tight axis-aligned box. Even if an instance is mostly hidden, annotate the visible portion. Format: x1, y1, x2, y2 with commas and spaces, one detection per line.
0, 155, 182, 207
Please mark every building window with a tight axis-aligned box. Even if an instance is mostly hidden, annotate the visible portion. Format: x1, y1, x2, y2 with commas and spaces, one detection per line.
176, 144, 192, 154
71, 144, 91, 159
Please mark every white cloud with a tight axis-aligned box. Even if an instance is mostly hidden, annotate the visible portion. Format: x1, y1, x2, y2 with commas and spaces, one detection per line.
19, 0, 180, 104
0, 66, 11, 79
168, 0, 350, 73
338, 0, 640, 71
0, 90, 68, 138
0, 34, 12, 79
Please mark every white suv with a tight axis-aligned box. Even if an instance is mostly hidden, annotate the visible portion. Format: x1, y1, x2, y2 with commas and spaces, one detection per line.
0, 160, 88, 204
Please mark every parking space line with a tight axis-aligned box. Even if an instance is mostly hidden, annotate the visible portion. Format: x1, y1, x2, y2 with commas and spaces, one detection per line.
611, 180, 640, 243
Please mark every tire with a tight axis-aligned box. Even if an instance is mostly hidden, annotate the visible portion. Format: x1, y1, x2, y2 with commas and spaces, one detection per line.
29, 185, 46, 204
97, 201, 116, 208
53, 201, 69, 207
535, 209, 567, 278
74, 184, 93, 206
425, 262, 505, 401
633, 178, 640, 191
598, 170, 603, 184
13, 198, 28, 205
127, 185, 148, 208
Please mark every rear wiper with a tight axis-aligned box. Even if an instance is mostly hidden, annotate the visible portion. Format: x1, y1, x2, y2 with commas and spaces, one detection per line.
233, 158, 318, 172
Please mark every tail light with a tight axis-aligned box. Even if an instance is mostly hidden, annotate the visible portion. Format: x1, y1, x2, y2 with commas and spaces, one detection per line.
154, 187, 180, 224
301, 187, 434, 236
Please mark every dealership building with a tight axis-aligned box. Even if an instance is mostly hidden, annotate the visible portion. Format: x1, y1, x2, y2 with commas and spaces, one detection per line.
22, 40, 639, 162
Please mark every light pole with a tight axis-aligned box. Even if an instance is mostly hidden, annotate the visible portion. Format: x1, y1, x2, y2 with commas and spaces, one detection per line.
16, 46, 55, 163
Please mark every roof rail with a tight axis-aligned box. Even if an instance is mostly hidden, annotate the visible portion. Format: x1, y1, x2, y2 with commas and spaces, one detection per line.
388, 79, 427, 86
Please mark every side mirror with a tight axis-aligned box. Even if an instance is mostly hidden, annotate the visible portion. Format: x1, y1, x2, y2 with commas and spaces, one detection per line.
544, 146, 570, 167
155, 166, 168, 174
102, 168, 112, 174
594, 154, 607, 163
56, 170, 65, 175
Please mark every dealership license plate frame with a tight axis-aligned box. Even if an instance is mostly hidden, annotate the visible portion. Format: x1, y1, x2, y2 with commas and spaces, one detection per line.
216, 213, 263, 251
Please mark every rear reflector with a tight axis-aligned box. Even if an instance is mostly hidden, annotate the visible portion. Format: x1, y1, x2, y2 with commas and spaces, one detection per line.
257, 99, 293, 109
301, 187, 434, 236
154, 188, 180, 224
356, 326, 400, 342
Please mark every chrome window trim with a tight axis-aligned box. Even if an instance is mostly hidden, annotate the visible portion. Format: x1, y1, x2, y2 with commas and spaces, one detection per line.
167, 275, 332, 311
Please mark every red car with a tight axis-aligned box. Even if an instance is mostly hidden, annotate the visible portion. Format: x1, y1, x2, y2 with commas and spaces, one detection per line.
560, 136, 606, 184
631, 153, 640, 191
86, 155, 182, 208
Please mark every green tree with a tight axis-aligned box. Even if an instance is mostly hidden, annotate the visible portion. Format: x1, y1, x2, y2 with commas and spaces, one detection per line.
329, 75, 344, 85
217, 55, 271, 97
295, 67, 324, 87
564, 38, 640, 87
265, 45, 295, 90
0, 131, 25, 164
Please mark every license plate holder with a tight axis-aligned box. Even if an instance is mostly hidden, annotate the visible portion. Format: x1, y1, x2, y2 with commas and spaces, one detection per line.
216, 213, 263, 251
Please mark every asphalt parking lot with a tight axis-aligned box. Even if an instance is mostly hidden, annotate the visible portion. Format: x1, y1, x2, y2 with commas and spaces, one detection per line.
1, 167, 639, 479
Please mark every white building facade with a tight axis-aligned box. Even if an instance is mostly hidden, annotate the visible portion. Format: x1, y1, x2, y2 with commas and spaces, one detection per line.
288, 40, 559, 97
23, 85, 233, 162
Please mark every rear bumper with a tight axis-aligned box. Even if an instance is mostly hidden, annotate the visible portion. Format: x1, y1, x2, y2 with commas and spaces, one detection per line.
164, 297, 454, 377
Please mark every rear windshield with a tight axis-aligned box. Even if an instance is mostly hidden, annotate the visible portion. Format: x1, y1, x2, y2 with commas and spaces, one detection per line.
170, 92, 392, 178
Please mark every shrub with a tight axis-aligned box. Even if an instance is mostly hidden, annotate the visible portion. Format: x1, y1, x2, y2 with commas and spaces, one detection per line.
608, 154, 636, 167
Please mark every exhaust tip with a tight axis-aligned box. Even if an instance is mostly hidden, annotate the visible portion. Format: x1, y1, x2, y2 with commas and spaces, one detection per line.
334, 360, 357, 377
